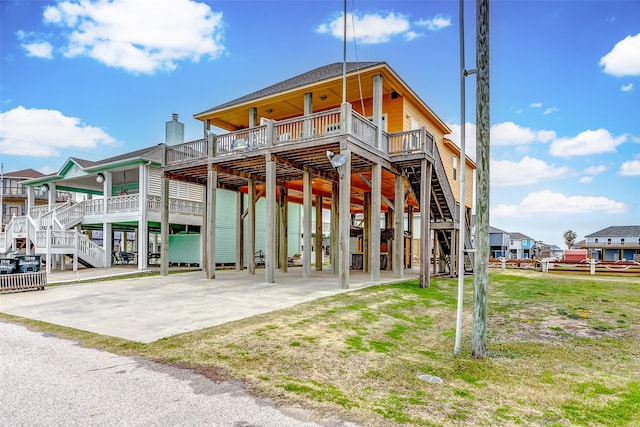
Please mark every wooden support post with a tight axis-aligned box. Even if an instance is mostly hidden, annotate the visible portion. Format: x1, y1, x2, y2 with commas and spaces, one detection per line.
265, 157, 276, 283
236, 191, 244, 271
420, 160, 432, 288
247, 179, 256, 274
279, 186, 288, 272
160, 175, 169, 276
338, 150, 351, 289
450, 228, 457, 277
331, 181, 339, 276
315, 196, 323, 271
205, 166, 217, 279
363, 192, 370, 273
393, 174, 404, 278
138, 163, 149, 271
407, 206, 414, 269
370, 163, 381, 281
303, 171, 312, 278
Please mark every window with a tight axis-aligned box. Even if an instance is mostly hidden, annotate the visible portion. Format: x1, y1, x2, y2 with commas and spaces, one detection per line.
453, 156, 458, 181
594, 238, 598, 243
607, 238, 612, 245
621, 238, 625, 245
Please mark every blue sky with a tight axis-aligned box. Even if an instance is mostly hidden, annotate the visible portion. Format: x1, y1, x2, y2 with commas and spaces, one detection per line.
1, 0, 639, 247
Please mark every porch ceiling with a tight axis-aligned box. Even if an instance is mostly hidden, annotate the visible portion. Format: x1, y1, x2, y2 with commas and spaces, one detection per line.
164, 138, 418, 214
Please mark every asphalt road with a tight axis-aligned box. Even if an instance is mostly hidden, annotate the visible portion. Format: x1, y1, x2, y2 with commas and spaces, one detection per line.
0, 322, 357, 427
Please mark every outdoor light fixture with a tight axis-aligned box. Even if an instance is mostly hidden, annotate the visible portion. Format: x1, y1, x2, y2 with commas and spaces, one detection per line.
319, 95, 327, 101
41, 183, 49, 193
265, 108, 273, 114
96, 173, 105, 183
326, 150, 348, 168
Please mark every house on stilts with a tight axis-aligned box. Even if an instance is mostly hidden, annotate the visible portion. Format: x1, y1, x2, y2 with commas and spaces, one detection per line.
161, 61, 475, 288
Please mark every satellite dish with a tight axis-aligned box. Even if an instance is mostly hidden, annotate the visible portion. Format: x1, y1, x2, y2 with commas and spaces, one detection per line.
326, 151, 349, 168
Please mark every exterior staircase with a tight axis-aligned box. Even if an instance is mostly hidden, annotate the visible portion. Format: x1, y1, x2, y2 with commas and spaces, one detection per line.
0, 201, 105, 268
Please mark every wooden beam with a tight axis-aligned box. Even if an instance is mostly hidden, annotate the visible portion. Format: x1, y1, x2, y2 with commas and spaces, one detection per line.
247, 179, 256, 274
357, 173, 394, 211
205, 166, 217, 280
338, 150, 351, 289
265, 158, 276, 283
315, 196, 323, 271
271, 154, 338, 182
420, 160, 432, 288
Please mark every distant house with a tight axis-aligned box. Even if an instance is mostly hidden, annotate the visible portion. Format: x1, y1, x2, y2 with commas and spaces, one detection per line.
489, 226, 510, 258
584, 225, 640, 261
509, 232, 535, 259
1, 168, 69, 226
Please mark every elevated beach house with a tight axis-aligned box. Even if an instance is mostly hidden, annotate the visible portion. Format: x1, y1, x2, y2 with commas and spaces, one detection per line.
161, 62, 475, 288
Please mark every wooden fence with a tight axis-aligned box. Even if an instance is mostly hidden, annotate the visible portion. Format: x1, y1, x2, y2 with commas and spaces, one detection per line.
489, 257, 640, 276
0, 272, 47, 292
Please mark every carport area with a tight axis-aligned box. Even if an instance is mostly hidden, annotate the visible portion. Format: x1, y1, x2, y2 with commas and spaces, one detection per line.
0, 268, 419, 343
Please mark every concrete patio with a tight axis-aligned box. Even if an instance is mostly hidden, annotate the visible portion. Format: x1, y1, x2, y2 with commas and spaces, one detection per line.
0, 267, 419, 343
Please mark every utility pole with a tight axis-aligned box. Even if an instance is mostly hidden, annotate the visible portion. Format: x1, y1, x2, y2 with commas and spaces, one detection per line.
472, 0, 490, 359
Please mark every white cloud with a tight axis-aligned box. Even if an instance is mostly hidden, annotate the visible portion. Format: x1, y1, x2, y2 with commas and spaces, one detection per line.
619, 160, 640, 176
543, 107, 558, 115
492, 190, 627, 217
549, 128, 626, 157
529, 102, 542, 108
579, 165, 607, 183
446, 122, 477, 161
317, 11, 410, 44
599, 32, 640, 76
40, 0, 225, 74
490, 121, 556, 146
22, 41, 54, 59
317, 11, 451, 44
415, 14, 452, 32
0, 106, 117, 157
621, 83, 633, 92
491, 156, 569, 187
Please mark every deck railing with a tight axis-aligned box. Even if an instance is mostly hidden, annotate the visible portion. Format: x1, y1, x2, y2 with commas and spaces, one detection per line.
165, 106, 438, 165
388, 129, 435, 156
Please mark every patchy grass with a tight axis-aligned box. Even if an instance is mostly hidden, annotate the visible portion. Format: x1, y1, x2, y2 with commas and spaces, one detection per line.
2, 270, 639, 426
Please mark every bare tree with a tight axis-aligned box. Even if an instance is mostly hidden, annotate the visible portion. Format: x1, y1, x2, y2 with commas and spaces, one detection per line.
563, 229, 577, 249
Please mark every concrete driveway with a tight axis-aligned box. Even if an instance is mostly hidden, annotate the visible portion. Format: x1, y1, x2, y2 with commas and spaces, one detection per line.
0, 267, 417, 342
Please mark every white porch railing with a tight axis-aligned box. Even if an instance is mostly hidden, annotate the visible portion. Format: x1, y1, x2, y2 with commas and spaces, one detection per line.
107, 194, 140, 213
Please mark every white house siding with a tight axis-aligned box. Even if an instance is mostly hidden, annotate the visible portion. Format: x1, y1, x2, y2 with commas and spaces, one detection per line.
149, 168, 204, 202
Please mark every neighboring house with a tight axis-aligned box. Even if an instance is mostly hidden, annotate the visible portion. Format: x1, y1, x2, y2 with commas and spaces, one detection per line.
0, 142, 204, 272
584, 225, 640, 261
1, 169, 69, 226
161, 61, 476, 287
509, 232, 535, 259
489, 226, 510, 258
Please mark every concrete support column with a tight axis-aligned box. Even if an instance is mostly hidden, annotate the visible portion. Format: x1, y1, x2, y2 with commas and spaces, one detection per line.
315, 196, 323, 271
247, 179, 256, 274
265, 157, 276, 283
205, 166, 217, 279
160, 175, 169, 276
303, 171, 312, 278
420, 160, 432, 288
370, 163, 381, 281
338, 150, 351, 289
393, 174, 404, 279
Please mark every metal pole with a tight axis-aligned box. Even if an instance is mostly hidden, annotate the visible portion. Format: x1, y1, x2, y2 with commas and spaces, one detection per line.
342, 0, 347, 103
454, 0, 467, 356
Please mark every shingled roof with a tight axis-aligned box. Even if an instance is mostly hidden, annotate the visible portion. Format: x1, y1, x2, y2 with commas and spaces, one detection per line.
3, 168, 45, 179
196, 61, 382, 115
586, 225, 640, 237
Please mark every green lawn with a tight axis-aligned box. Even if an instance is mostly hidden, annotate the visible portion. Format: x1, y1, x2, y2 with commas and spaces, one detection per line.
3, 270, 639, 426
